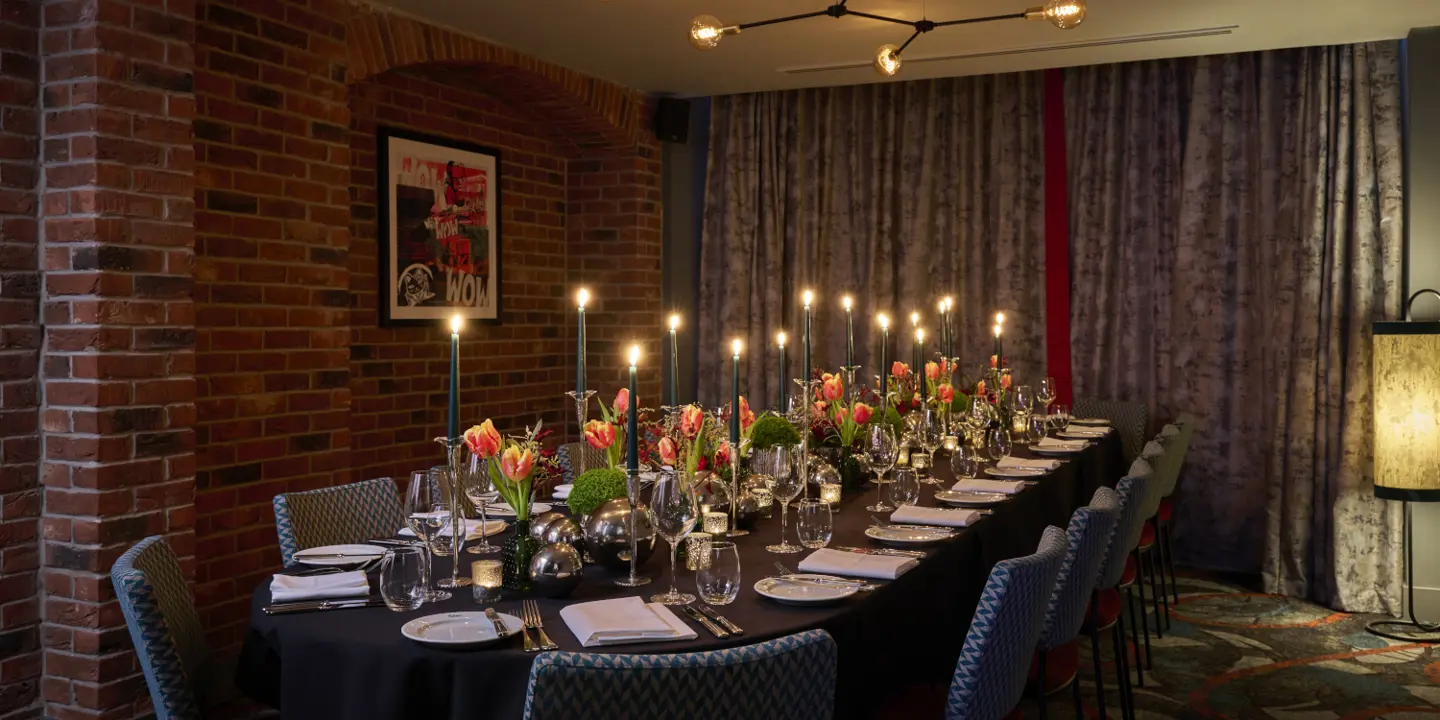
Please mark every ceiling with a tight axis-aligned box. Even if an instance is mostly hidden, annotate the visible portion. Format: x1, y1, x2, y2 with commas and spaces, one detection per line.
369, 0, 1440, 96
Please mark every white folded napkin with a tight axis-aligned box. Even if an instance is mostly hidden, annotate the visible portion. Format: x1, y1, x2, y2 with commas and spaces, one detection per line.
1061, 427, 1110, 438
398, 518, 506, 540
270, 571, 370, 603
890, 506, 982, 528
559, 597, 698, 648
952, 479, 1026, 495
1070, 417, 1111, 426
552, 484, 574, 499
799, 548, 918, 580
1037, 436, 1088, 450
997, 456, 1060, 472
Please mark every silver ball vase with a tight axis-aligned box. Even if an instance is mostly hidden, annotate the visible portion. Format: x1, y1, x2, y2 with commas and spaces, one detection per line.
583, 498, 656, 572
530, 512, 565, 540
529, 542, 584, 598
541, 516, 584, 550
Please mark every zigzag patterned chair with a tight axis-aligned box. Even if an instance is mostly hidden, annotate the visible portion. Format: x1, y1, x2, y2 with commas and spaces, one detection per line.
1154, 414, 1197, 606
273, 477, 404, 566
1074, 398, 1149, 464
1030, 487, 1120, 720
1108, 463, 1158, 695
521, 629, 837, 720
112, 536, 215, 720
1084, 473, 1152, 720
946, 525, 1068, 720
557, 441, 608, 483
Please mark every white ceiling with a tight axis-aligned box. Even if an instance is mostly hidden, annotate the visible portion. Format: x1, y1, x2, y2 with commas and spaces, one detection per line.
370, 0, 1440, 96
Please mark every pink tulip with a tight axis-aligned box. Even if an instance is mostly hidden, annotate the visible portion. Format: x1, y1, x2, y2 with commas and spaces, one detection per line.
892, 361, 909, 379
925, 362, 941, 381
681, 404, 704, 439
500, 445, 534, 481
714, 441, 731, 466
938, 384, 955, 404
464, 420, 502, 459
813, 400, 828, 415
835, 406, 849, 425
853, 403, 874, 425
583, 420, 616, 450
614, 388, 630, 417
822, 374, 844, 401
658, 437, 677, 466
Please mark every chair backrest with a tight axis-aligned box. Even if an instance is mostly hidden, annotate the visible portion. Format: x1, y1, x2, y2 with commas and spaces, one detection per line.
1073, 397, 1148, 463
557, 441, 607, 483
112, 536, 211, 720
522, 629, 837, 720
946, 526, 1068, 720
1097, 472, 1156, 589
273, 477, 404, 565
1040, 487, 1120, 650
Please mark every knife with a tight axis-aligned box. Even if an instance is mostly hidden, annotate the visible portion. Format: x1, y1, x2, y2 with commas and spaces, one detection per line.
263, 598, 384, 615
837, 546, 925, 559
696, 605, 743, 636
681, 605, 730, 639
484, 607, 511, 641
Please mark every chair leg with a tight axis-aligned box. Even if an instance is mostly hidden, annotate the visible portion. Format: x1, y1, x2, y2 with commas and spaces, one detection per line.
1038, 648, 1049, 720
1125, 584, 1144, 688
1153, 547, 1171, 632
1089, 625, 1106, 720
1163, 521, 1180, 604
1071, 665, 1084, 720
1133, 550, 1154, 669
1142, 549, 1164, 638
1113, 615, 1134, 720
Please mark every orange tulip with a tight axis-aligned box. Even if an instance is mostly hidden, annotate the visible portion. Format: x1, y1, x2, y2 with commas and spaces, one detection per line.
614, 388, 630, 417
583, 420, 616, 450
853, 403, 874, 425
925, 362, 941, 381
937, 384, 955, 404
680, 404, 704, 439
464, 420, 502, 459
1000, 373, 1013, 390
891, 361, 909, 379
500, 445, 534, 481
835, 406, 850, 425
821, 374, 844, 401
658, 436, 678, 466
739, 396, 756, 432
976, 380, 987, 396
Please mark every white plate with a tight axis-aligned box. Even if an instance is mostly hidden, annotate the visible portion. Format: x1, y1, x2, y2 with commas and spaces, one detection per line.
294, 544, 386, 567
1070, 418, 1111, 426
554, 484, 574, 494
401, 611, 524, 648
754, 575, 860, 605
934, 491, 1010, 507
985, 467, 1049, 479
1058, 431, 1107, 441
864, 526, 954, 546
487, 502, 553, 517
1032, 446, 1086, 456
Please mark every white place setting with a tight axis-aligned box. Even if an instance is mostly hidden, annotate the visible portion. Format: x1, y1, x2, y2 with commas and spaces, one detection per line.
401, 611, 525, 649
291, 544, 387, 567
558, 597, 698, 647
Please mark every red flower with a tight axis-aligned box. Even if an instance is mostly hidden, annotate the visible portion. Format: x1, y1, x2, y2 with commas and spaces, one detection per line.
925, 362, 941, 381
583, 420, 616, 450
892, 362, 910, 379
614, 388, 630, 417
853, 403, 874, 425
937, 384, 955, 404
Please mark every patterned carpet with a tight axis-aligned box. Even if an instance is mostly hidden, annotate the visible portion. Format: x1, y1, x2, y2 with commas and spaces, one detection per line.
1044, 573, 1440, 720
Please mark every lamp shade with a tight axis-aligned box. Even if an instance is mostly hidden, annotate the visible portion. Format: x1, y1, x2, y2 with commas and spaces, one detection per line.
1373, 321, 1440, 502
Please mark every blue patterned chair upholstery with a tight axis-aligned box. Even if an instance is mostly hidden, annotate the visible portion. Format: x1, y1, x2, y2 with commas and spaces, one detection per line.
1040, 487, 1120, 652
946, 526, 1067, 720
1073, 397, 1149, 463
557, 441, 607, 483
1098, 475, 1154, 591
522, 629, 837, 720
112, 536, 214, 720
273, 477, 404, 566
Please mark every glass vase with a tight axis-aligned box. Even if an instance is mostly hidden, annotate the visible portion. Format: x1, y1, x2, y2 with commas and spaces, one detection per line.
501, 520, 540, 591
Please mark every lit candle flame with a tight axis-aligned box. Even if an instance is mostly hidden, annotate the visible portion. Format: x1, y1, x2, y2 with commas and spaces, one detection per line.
777, 331, 787, 347
449, 315, 463, 334
732, 338, 743, 356
994, 324, 1002, 338
877, 313, 890, 330
842, 295, 852, 311
995, 311, 1005, 326
628, 344, 640, 367
937, 299, 947, 313
910, 312, 920, 327
577, 288, 590, 309
802, 290, 814, 308
669, 314, 680, 331
916, 328, 925, 343
944, 296, 954, 311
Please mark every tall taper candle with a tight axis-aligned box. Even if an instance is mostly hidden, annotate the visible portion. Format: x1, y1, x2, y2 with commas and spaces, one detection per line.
627, 345, 640, 473
909, 312, 920, 372
668, 314, 680, 407
731, 339, 742, 442
878, 314, 890, 415
994, 312, 1004, 368
776, 332, 788, 411
916, 327, 927, 402
448, 315, 461, 441
842, 295, 854, 368
802, 290, 814, 380
576, 289, 590, 397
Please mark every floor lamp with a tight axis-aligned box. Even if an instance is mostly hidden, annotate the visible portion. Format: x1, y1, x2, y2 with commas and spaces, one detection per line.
1367, 289, 1440, 641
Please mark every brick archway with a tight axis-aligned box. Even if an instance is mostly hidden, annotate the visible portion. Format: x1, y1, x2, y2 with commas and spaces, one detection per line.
347, 8, 645, 155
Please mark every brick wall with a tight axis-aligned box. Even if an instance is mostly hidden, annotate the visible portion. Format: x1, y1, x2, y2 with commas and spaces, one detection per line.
0, 2, 39, 716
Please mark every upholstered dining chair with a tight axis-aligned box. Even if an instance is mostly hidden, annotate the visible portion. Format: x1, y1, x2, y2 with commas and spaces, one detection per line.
1085, 472, 1152, 720
272, 477, 404, 566
1031, 488, 1120, 720
1154, 415, 1197, 606
946, 526, 1068, 720
521, 629, 838, 720
557, 441, 607, 483
1073, 397, 1149, 464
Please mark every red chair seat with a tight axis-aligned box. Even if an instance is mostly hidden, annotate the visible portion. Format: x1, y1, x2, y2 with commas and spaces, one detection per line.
1158, 497, 1173, 523
1085, 588, 1122, 631
1140, 521, 1156, 549
1028, 640, 1080, 694
1119, 555, 1137, 587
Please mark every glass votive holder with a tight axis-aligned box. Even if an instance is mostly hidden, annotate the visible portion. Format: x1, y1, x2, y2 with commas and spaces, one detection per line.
685, 532, 713, 571
943, 435, 960, 453
911, 452, 929, 473
819, 482, 842, 507
752, 487, 774, 517
702, 511, 728, 535
700, 503, 712, 515
471, 560, 502, 604
1011, 413, 1029, 436
896, 448, 910, 466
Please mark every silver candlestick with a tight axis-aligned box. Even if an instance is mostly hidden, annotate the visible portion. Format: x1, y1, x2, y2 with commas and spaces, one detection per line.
613, 467, 651, 587
433, 436, 471, 588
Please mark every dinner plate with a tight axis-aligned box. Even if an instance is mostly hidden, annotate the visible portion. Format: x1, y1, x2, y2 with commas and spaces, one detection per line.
864, 525, 954, 546
985, 467, 1049, 479
1031, 446, 1086, 456
754, 575, 860, 605
401, 611, 524, 649
487, 502, 553, 518
293, 544, 386, 567
1058, 431, 1108, 440
934, 490, 1010, 508
1069, 418, 1111, 426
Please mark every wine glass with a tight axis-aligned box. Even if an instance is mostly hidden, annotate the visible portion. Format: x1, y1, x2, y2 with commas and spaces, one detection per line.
695, 541, 741, 606
463, 455, 499, 556
404, 471, 451, 602
766, 445, 804, 554
889, 468, 920, 507
950, 444, 980, 479
1028, 414, 1048, 445
796, 499, 833, 549
986, 428, 1013, 463
864, 424, 898, 512
648, 470, 700, 605
1013, 385, 1035, 415
917, 406, 944, 486
1038, 377, 1057, 413
1051, 403, 1071, 433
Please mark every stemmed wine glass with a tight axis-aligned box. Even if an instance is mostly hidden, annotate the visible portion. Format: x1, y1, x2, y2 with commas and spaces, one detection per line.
950, 443, 980, 479
986, 428, 1013, 464
766, 445, 804, 554
1038, 377, 1057, 415
864, 424, 898, 512
917, 405, 944, 486
404, 471, 451, 602
648, 470, 700, 605
462, 454, 499, 556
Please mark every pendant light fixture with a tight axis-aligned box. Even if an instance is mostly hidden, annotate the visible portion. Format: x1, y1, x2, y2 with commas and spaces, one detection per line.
689, 0, 1089, 77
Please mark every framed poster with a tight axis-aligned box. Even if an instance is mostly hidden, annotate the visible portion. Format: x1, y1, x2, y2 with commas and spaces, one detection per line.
377, 127, 501, 326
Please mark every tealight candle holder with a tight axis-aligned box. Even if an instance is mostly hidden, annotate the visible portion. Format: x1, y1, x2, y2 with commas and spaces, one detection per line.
686, 532, 713, 571
703, 511, 728, 535
752, 487, 774, 517
471, 560, 502, 604
943, 435, 960, 453
820, 482, 842, 508
1011, 413, 1029, 436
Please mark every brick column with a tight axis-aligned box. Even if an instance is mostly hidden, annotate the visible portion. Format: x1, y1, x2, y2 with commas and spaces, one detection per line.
0, 3, 40, 717
39, 0, 196, 716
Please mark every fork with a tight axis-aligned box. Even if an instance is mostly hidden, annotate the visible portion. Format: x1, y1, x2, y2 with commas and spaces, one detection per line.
523, 600, 558, 651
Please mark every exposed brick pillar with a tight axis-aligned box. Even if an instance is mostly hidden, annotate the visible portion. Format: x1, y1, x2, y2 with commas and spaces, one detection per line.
0, 3, 41, 717
38, 0, 197, 716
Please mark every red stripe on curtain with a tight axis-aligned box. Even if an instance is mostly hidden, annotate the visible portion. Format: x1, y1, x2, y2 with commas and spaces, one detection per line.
1043, 68, 1074, 407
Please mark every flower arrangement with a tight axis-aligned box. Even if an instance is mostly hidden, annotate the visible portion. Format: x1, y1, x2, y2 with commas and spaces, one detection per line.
924, 358, 970, 413
568, 467, 628, 517
749, 412, 801, 450
583, 389, 634, 470
886, 362, 923, 416
463, 419, 543, 521
656, 404, 718, 476
812, 372, 874, 450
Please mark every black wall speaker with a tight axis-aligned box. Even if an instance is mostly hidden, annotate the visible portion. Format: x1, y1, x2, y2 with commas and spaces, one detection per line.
652, 97, 691, 144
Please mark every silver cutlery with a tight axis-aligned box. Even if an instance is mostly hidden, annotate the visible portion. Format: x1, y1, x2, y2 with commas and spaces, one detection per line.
837, 546, 926, 559
293, 552, 384, 560
263, 598, 384, 615
484, 607, 511, 642
284, 566, 346, 577
696, 605, 743, 635
869, 515, 959, 534
522, 600, 558, 651
681, 605, 730, 638
368, 538, 424, 547
770, 562, 868, 589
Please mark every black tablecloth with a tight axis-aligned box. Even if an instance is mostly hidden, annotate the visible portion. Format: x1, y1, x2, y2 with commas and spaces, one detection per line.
237, 434, 1123, 720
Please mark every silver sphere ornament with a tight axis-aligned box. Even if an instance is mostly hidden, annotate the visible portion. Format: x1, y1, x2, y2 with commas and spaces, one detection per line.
733, 490, 763, 530
530, 512, 564, 540
810, 459, 841, 487
529, 542, 583, 598
541, 516, 584, 548
583, 498, 656, 572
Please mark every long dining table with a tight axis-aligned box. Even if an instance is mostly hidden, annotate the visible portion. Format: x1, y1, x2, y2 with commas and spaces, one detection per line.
236, 433, 1124, 720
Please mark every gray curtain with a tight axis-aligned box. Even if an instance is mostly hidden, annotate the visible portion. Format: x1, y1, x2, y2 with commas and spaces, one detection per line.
1067, 43, 1404, 612
699, 74, 1048, 410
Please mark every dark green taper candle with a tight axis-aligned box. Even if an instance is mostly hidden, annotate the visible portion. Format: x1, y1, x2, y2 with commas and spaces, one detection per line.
627, 345, 639, 473
730, 339, 741, 442
448, 316, 460, 441
668, 315, 680, 407
776, 332, 787, 410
